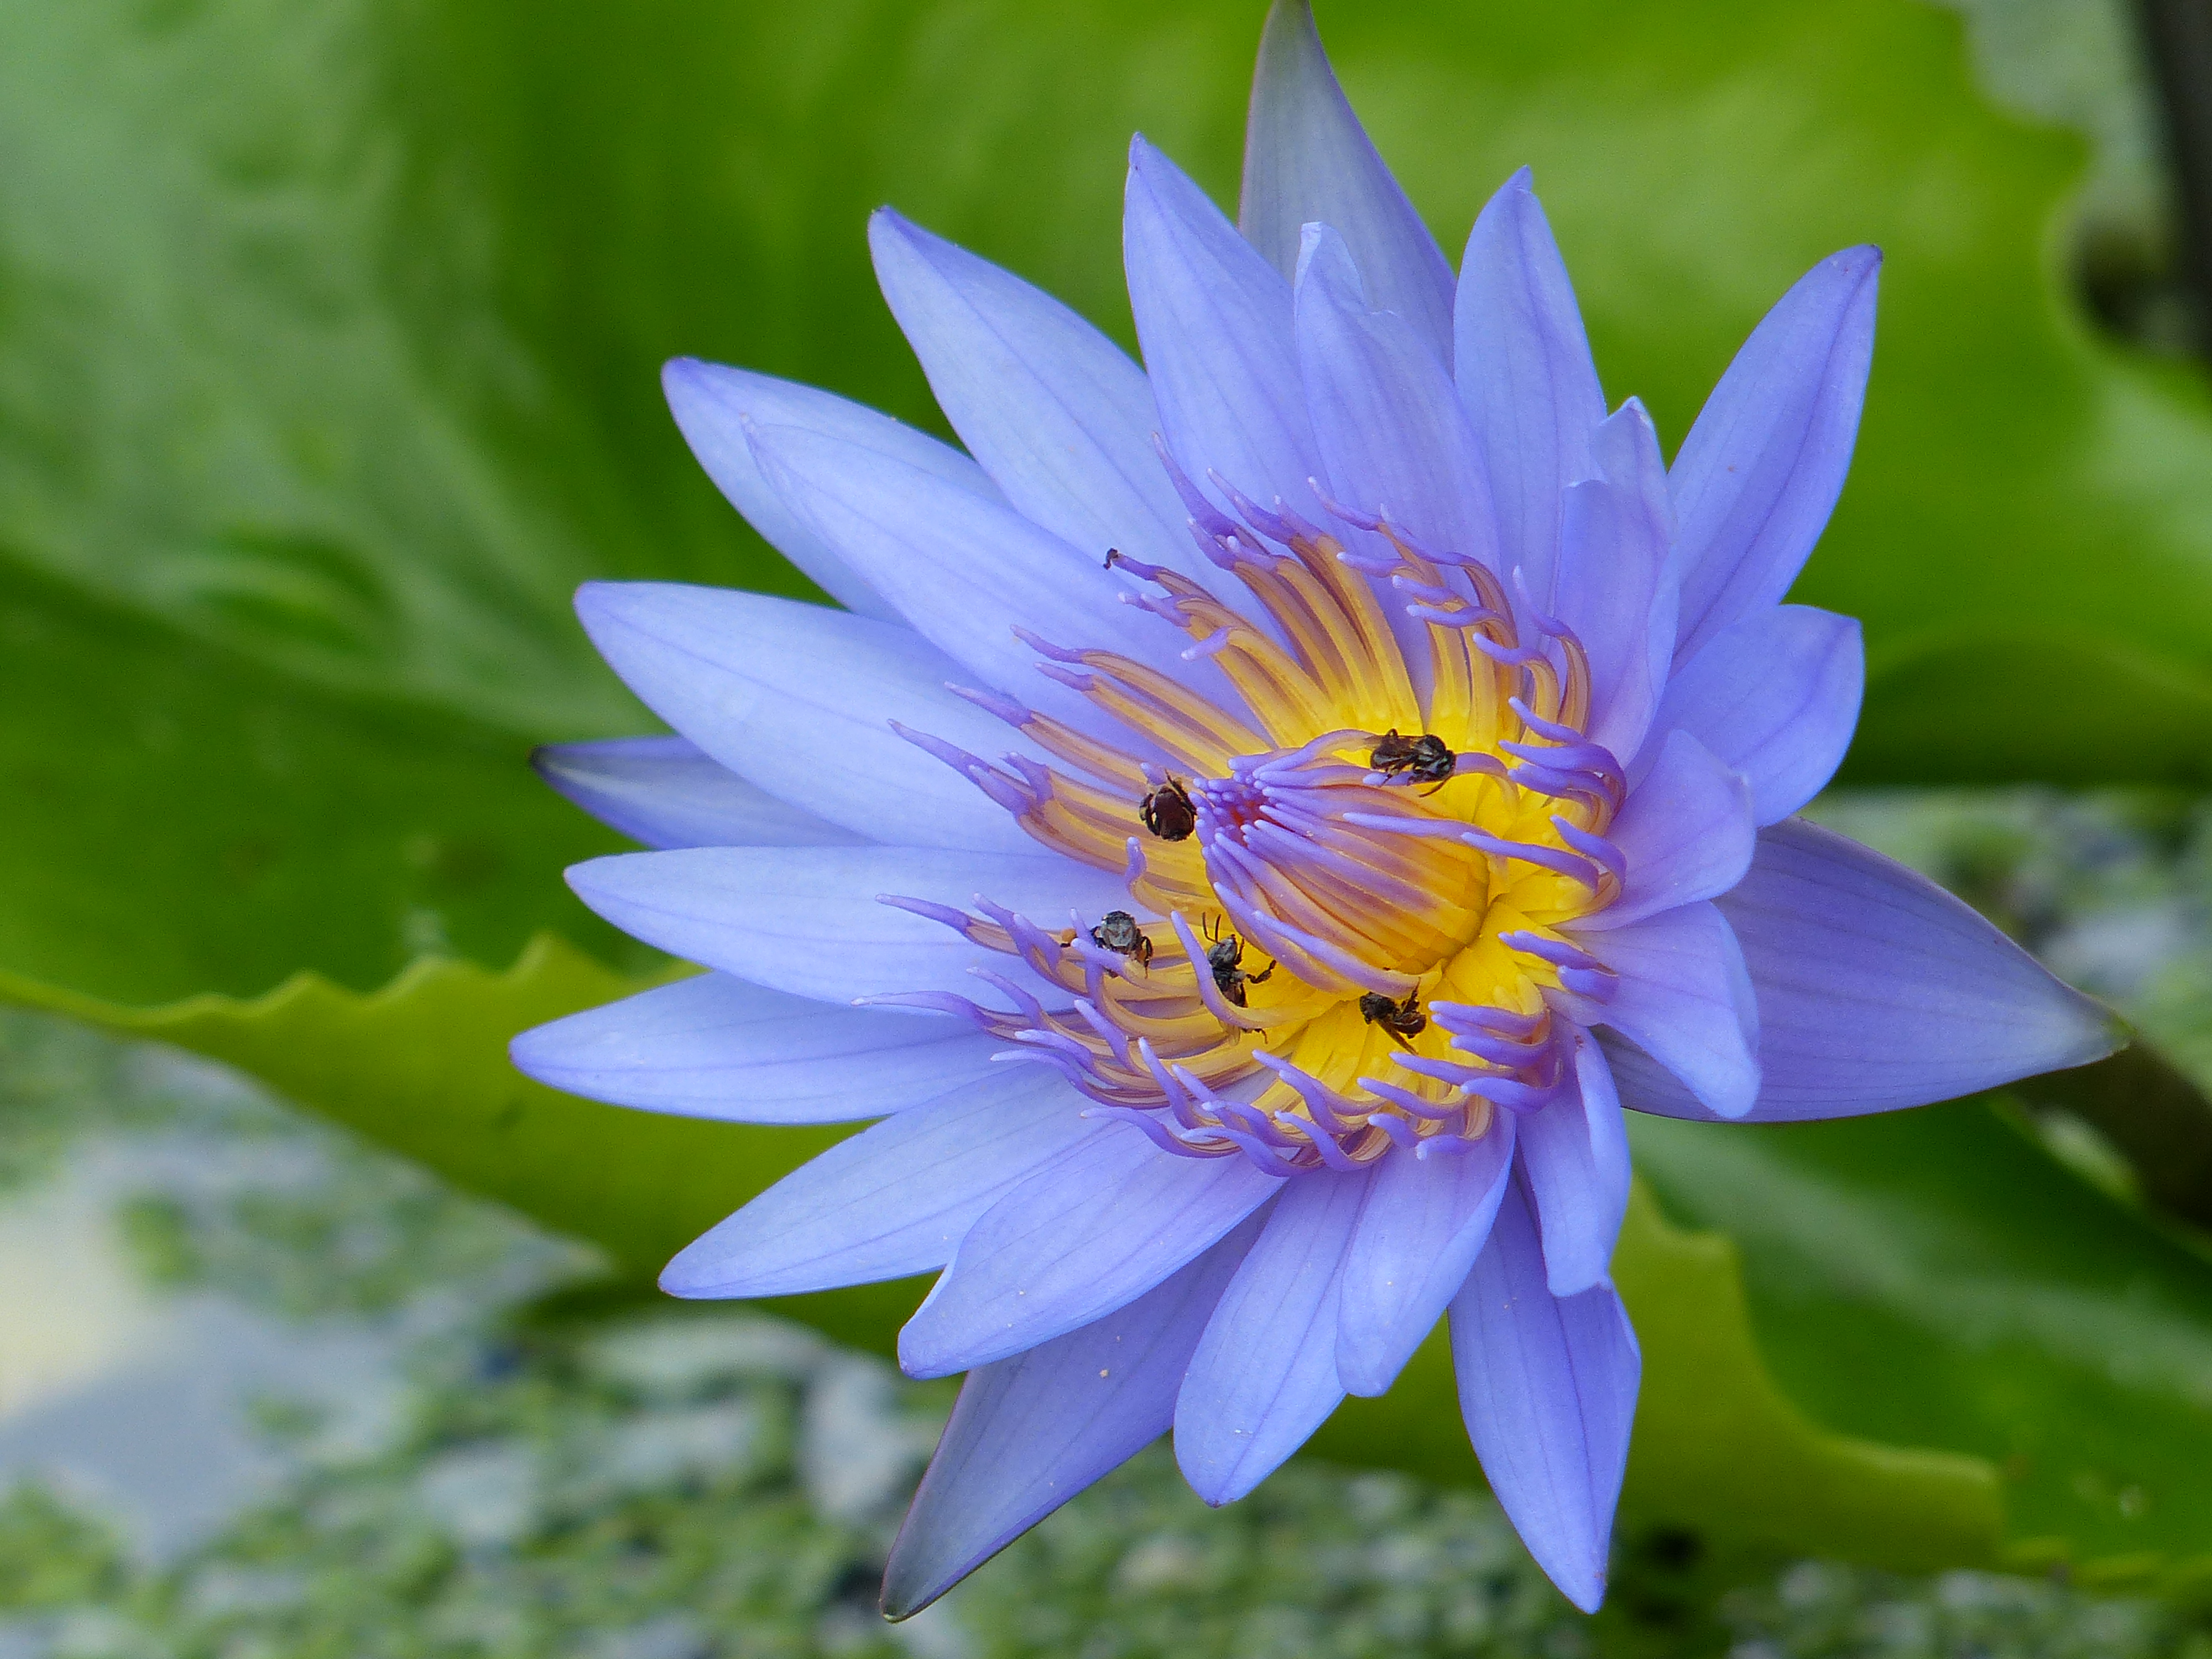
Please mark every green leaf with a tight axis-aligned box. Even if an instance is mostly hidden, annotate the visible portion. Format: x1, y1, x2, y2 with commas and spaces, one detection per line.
0, 555, 649, 1005
0, 934, 2002, 1572
1630, 1099, 2212, 1587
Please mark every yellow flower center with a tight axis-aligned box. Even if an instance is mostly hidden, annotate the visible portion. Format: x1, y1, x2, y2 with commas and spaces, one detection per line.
899, 487, 1622, 1169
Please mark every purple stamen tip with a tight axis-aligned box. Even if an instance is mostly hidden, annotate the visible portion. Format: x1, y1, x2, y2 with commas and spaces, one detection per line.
1552, 817, 1626, 879
1035, 661, 1096, 693
967, 967, 1045, 1023
877, 894, 974, 933
1460, 1073, 1572, 1114
1335, 549, 1402, 576
1307, 478, 1381, 533
945, 682, 1032, 727
1211, 471, 1292, 544
1467, 630, 1548, 666
1218, 1128, 1303, 1176
1380, 520, 1483, 571
1282, 1114, 1366, 1172
1006, 754, 1055, 797
1270, 498, 1327, 544
1186, 520, 1245, 572
854, 990, 984, 1024
1357, 1077, 1459, 1121
1103, 548, 1170, 582
885, 719, 973, 766
1121, 588, 1183, 626
1390, 575, 1460, 606
1463, 830, 1604, 890
1152, 434, 1241, 538
1507, 565, 1566, 632
1084, 1105, 1219, 1160
1121, 836, 1149, 885
1506, 697, 1589, 747
1374, 1112, 1421, 1152
971, 770, 1035, 815
992, 1046, 1086, 1079
1011, 625, 1088, 664
1497, 928, 1604, 974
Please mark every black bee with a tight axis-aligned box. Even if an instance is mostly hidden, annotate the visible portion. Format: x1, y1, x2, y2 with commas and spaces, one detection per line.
1139, 776, 1197, 841
1088, 909, 1152, 971
1370, 729, 1455, 794
1201, 914, 1274, 1008
1359, 990, 1427, 1048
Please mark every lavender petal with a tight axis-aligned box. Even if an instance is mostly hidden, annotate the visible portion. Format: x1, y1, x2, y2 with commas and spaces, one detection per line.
660, 1068, 1104, 1298
1239, 0, 1457, 362
880, 1211, 1265, 1619
1175, 1167, 1367, 1503
1449, 1174, 1639, 1614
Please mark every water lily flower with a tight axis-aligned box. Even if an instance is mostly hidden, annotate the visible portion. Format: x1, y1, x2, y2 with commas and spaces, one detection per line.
510, 0, 2120, 1615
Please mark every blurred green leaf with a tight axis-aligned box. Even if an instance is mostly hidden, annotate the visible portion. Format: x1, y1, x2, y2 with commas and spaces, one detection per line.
0, 555, 644, 1004
0, 933, 2002, 1573
1631, 1100, 2212, 1584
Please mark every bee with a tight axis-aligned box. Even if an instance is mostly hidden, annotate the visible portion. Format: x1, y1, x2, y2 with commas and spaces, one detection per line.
1139, 776, 1197, 841
1359, 990, 1427, 1047
1088, 908, 1153, 971
1369, 729, 1455, 794
1201, 914, 1274, 1008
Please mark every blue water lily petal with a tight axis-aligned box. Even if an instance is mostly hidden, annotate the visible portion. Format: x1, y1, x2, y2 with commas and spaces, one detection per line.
881, 1212, 1267, 1620
531, 736, 865, 851
1454, 168, 1609, 612
1123, 136, 1316, 521
576, 581, 1044, 852
868, 208, 1201, 587
510, 970, 997, 1123
899, 1124, 1280, 1378
661, 356, 994, 624
1516, 1030, 1633, 1298
661, 1067, 1109, 1298
1450, 1176, 1640, 1615
1588, 731, 1757, 929
1612, 821, 2123, 1122
567, 845, 1127, 1005
1670, 248, 1883, 662
1239, 0, 1455, 359
1333, 1116, 1515, 1397
1642, 605, 1865, 825
1175, 1167, 1366, 1504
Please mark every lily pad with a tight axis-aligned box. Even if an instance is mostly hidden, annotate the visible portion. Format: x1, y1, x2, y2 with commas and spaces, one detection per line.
1631, 1099, 2212, 1583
